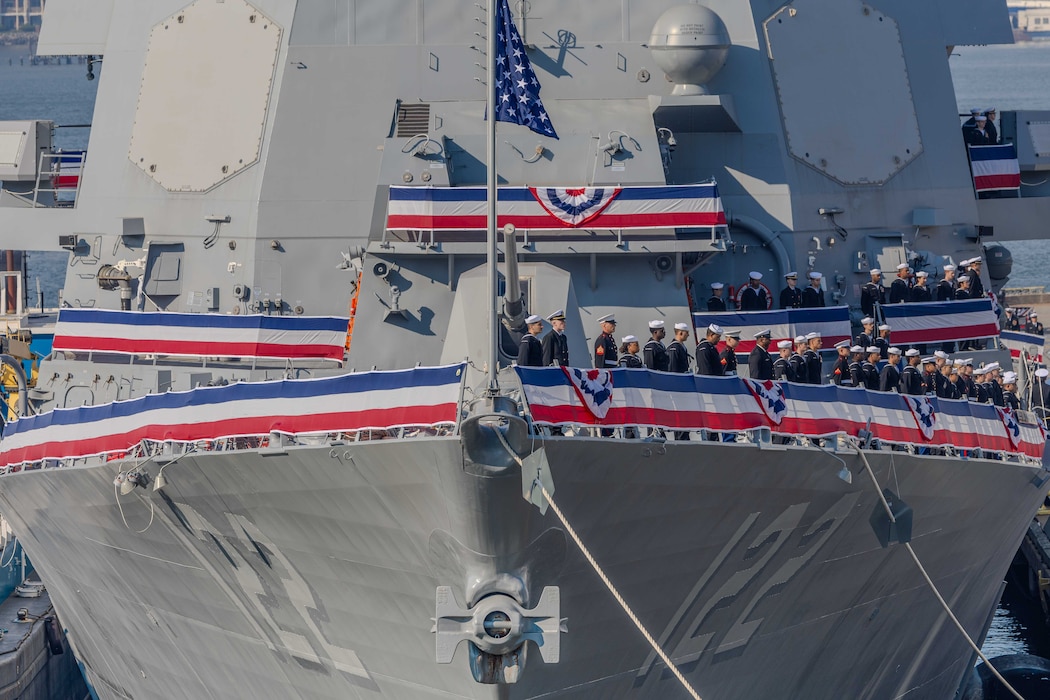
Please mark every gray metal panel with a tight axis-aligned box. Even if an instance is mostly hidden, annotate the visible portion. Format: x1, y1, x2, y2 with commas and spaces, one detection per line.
36, 0, 115, 56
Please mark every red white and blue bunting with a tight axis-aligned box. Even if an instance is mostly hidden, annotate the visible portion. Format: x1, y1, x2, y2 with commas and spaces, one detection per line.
514, 367, 1046, 459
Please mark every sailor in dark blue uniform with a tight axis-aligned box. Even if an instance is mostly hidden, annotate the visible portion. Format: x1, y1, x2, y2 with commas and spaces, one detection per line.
804, 332, 823, 384
789, 336, 809, 384
860, 269, 885, 317
801, 272, 826, 308
899, 349, 924, 395
748, 329, 774, 380
707, 282, 728, 312
855, 317, 876, 350
971, 366, 991, 403
848, 346, 866, 388
695, 323, 723, 376
874, 324, 892, 359
593, 313, 618, 368
541, 309, 569, 367
889, 263, 911, 304
773, 340, 795, 381
516, 314, 545, 367
779, 272, 802, 309
908, 270, 932, 302
879, 347, 902, 392
642, 320, 669, 372
1002, 372, 1021, 410
668, 322, 695, 374
740, 271, 768, 311
985, 362, 1005, 407
862, 347, 881, 390
618, 335, 643, 368
936, 264, 956, 301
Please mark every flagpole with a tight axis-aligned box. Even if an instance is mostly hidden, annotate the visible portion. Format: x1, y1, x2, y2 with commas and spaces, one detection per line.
486, 0, 499, 394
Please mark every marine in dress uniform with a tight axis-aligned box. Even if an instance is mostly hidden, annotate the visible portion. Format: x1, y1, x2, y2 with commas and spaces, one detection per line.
517, 315, 545, 367
860, 269, 885, 317
779, 272, 802, 310
740, 272, 768, 311
643, 320, 670, 372
694, 324, 723, 376
720, 329, 741, 375
541, 309, 569, 367
899, 350, 924, 395
920, 358, 939, 396
593, 313, 618, 368
830, 339, 852, 386
668, 322, 695, 374
801, 272, 826, 308
878, 348, 902, 392
889, 263, 911, 304
773, 340, 795, 381
748, 329, 775, 380
707, 282, 728, 312
936, 264, 956, 302
618, 335, 643, 368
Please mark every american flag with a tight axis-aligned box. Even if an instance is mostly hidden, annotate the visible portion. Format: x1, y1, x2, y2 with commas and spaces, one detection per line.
493, 0, 558, 139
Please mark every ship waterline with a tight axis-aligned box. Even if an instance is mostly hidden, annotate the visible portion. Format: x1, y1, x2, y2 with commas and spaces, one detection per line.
0, 434, 1042, 699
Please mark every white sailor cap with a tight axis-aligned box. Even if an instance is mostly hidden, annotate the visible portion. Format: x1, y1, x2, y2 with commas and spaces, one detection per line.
970, 257, 983, 264
525, 314, 543, 325
953, 358, 966, 367
957, 275, 970, 283
749, 271, 763, 281
649, 319, 665, 330
975, 114, 987, 121
677, 322, 693, 332
950, 367, 959, 375
922, 356, 936, 364
1003, 372, 1018, 383
1033, 312, 1040, 318
964, 358, 974, 366
985, 362, 1000, 372
834, 339, 851, 349
806, 331, 821, 340
973, 366, 987, 376
809, 271, 822, 280
888, 347, 902, 356
724, 329, 742, 339
705, 323, 722, 335
943, 264, 956, 272
711, 282, 724, 290
794, 335, 807, 344
1006, 307, 1015, 312
905, 348, 921, 357
597, 313, 616, 324
784, 271, 798, 279
878, 324, 891, 331
777, 340, 793, 350
547, 309, 566, 321
861, 316, 874, 325
970, 107, 983, 115
754, 328, 772, 338
621, 334, 638, 344
960, 258, 973, 266
934, 350, 950, 360
915, 270, 928, 278
897, 263, 910, 271
870, 268, 882, 275
1037, 368, 1049, 378
866, 346, 880, 354
850, 345, 864, 353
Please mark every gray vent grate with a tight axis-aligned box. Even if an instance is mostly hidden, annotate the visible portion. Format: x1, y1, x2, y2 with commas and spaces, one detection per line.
396, 103, 431, 137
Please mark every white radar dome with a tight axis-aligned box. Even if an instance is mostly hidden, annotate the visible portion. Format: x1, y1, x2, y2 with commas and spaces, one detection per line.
649, 4, 730, 96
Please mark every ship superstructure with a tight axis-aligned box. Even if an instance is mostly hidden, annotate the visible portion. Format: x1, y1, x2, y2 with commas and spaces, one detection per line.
0, 1, 1049, 698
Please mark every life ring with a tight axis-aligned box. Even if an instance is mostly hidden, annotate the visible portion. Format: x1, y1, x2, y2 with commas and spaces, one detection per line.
735, 281, 773, 310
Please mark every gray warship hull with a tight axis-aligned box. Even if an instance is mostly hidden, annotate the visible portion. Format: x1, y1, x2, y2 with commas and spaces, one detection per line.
0, 437, 1042, 699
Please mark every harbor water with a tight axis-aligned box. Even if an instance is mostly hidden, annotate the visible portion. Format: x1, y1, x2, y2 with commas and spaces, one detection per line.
2, 37, 1050, 665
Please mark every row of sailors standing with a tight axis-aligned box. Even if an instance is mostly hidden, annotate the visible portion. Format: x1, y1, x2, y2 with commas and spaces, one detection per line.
706, 271, 827, 312
860, 258, 985, 317
961, 107, 999, 147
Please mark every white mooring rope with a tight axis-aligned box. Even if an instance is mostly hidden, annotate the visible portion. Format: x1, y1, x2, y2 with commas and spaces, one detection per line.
850, 441, 1024, 700
536, 480, 703, 700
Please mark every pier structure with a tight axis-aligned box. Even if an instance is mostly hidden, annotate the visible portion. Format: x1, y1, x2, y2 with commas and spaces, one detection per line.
0, 0, 43, 32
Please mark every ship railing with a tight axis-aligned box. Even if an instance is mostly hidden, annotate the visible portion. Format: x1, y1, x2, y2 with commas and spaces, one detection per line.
30, 150, 86, 208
